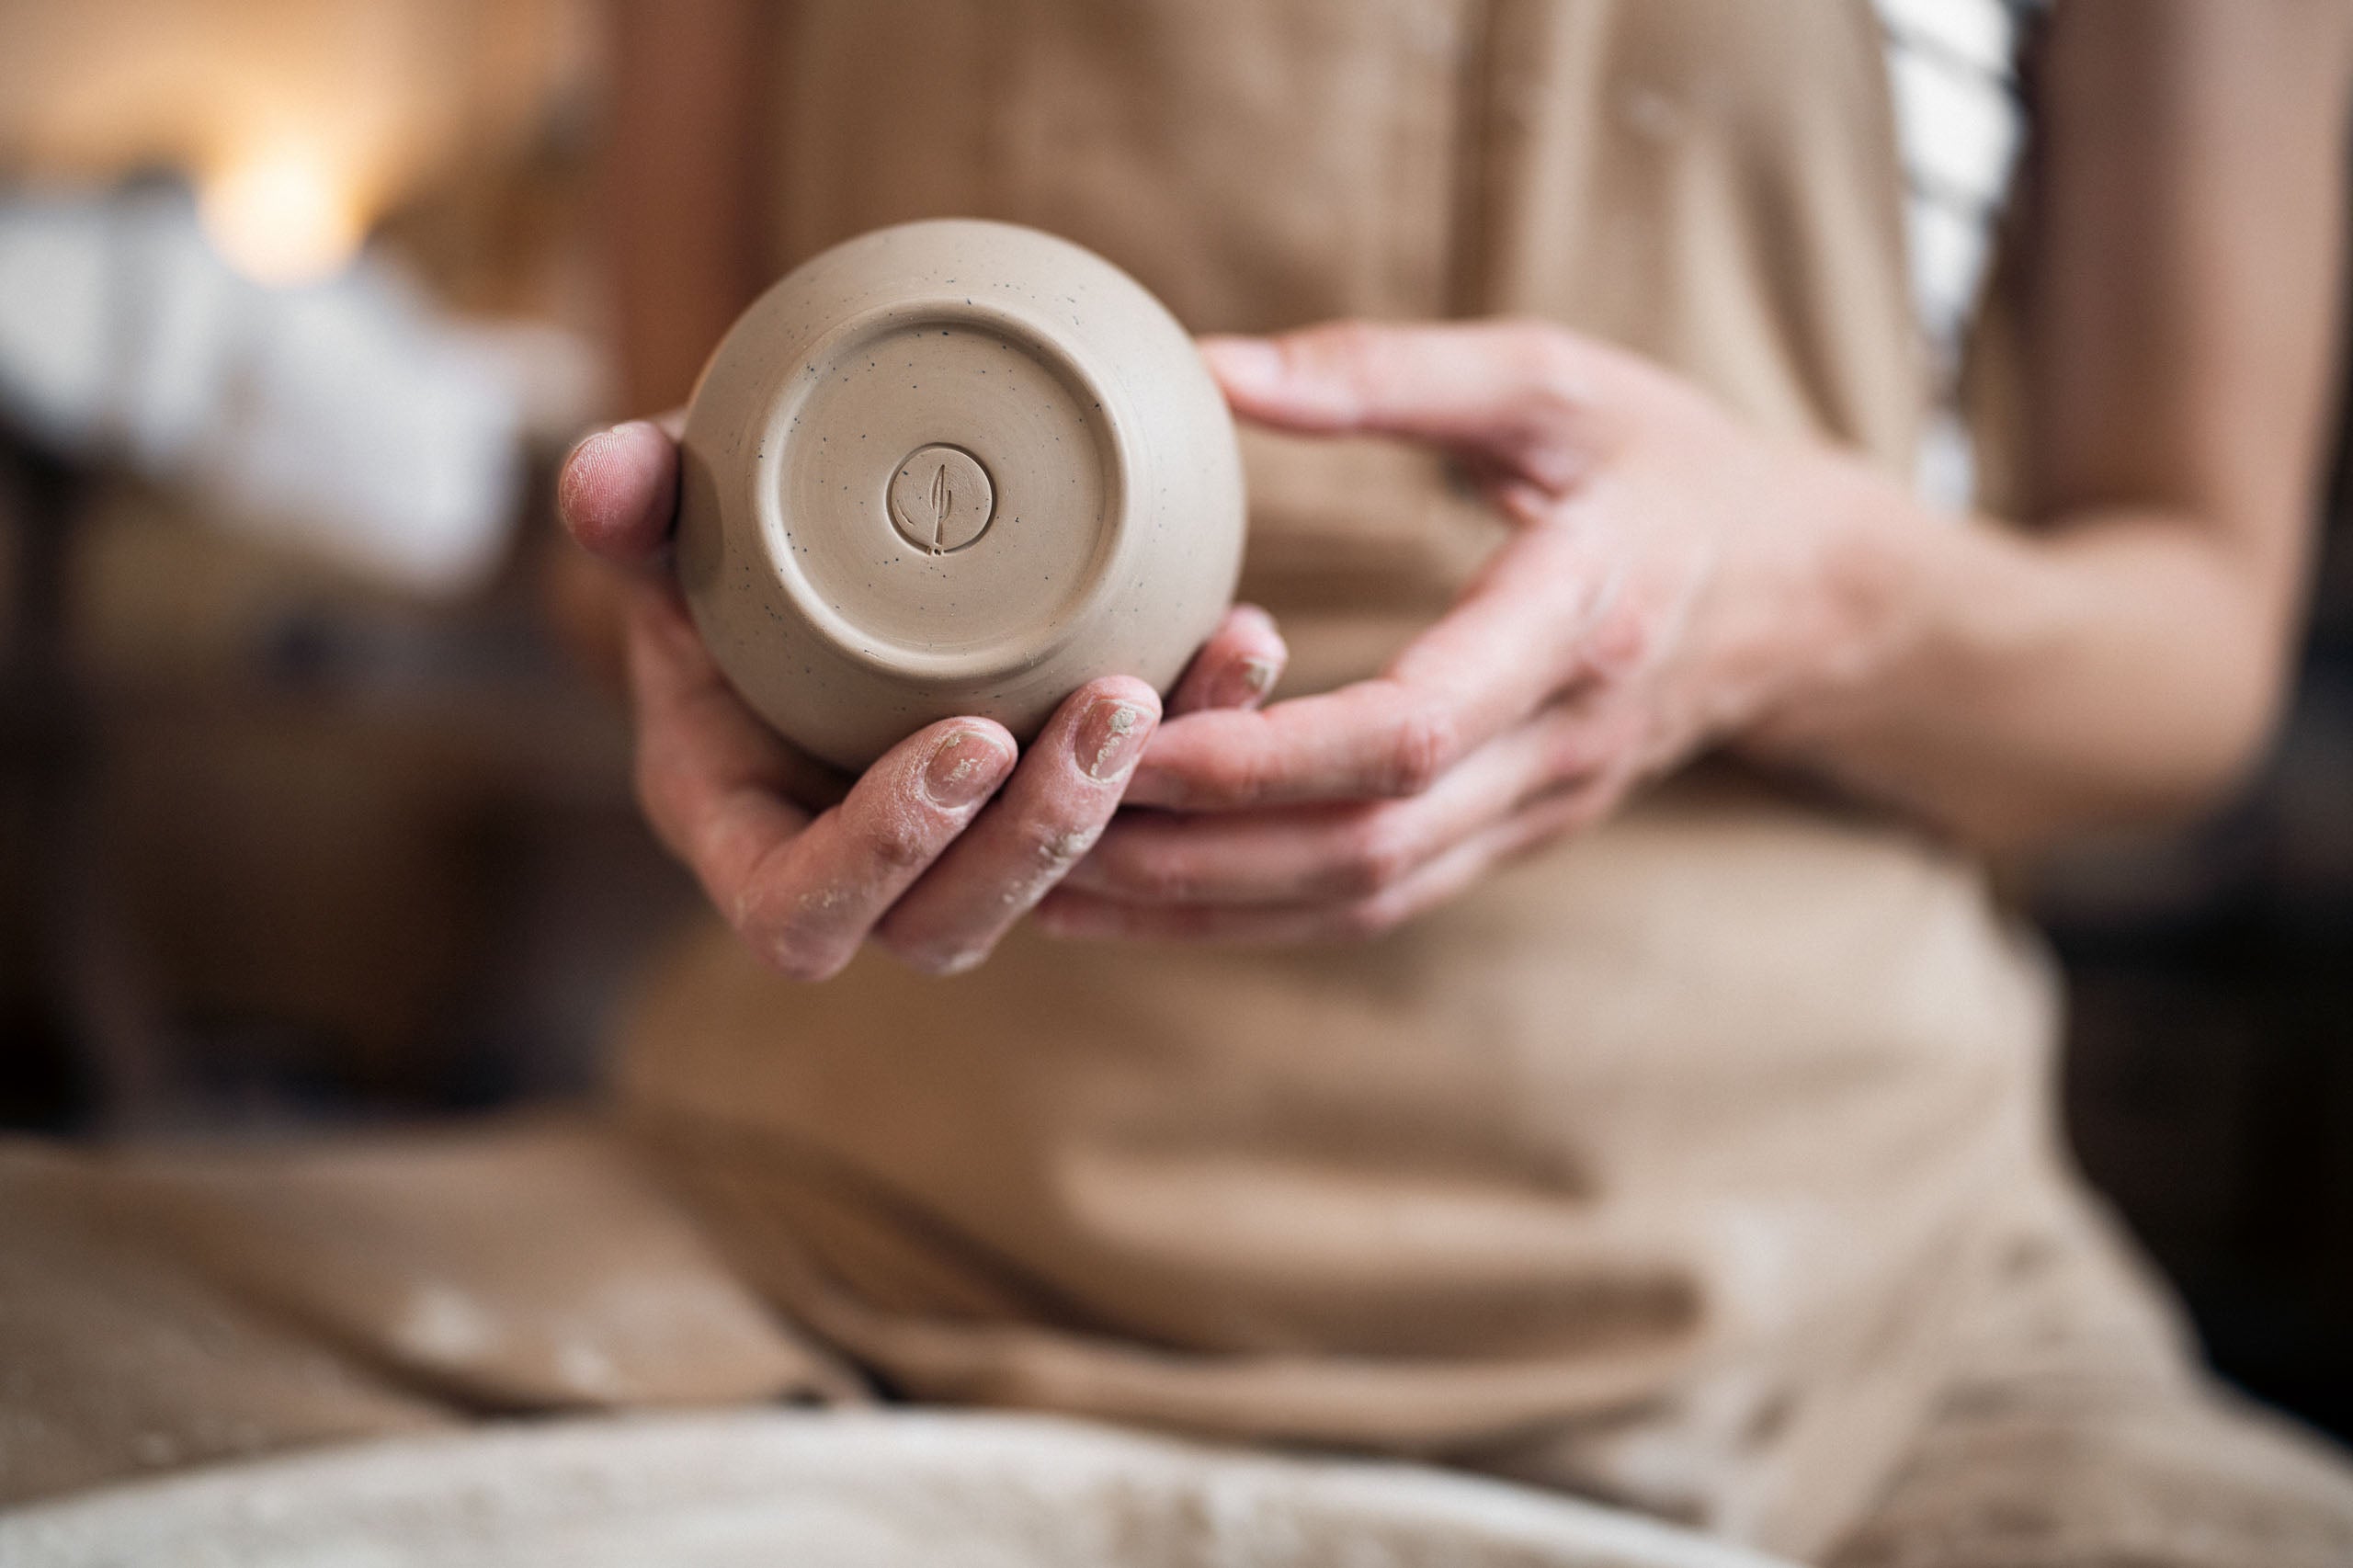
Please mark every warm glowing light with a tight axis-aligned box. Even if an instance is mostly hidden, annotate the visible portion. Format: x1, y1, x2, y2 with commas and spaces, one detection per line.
199, 141, 368, 286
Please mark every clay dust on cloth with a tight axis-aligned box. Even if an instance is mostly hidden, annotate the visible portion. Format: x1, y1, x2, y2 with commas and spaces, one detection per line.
0, 1408, 1799, 1568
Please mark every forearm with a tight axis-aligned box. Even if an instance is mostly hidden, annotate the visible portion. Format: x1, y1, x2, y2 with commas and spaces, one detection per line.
1758, 0, 2353, 856
1753, 485, 2302, 851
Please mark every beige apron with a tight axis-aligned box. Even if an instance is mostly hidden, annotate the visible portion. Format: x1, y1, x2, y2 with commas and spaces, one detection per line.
615, 0, 2066, 1554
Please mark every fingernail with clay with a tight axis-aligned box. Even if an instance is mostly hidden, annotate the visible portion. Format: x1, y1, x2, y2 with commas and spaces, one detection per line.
924, 727, 1013, 809
1076, 699, 1152, 781
1218, 655, 1279, 710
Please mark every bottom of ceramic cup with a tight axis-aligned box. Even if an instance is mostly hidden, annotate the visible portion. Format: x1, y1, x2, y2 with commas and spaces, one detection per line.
755, 303, 1129, 685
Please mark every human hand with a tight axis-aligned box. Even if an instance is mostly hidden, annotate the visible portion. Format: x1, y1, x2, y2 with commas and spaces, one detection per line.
1042, 320, 1885, 943
555, 415, 1289, 978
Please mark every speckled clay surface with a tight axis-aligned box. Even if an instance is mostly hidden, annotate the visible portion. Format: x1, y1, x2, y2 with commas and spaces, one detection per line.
676, 220, 1246, 770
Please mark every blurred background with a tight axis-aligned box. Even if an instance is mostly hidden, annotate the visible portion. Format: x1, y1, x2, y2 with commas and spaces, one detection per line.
0, 0, 2346, 1450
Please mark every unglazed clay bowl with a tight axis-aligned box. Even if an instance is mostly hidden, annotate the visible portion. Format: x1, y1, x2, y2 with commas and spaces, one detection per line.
676, 220, 1246, 771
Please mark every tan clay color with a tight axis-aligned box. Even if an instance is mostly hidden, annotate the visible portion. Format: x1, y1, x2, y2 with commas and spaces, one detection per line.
676, 220, 1247, 770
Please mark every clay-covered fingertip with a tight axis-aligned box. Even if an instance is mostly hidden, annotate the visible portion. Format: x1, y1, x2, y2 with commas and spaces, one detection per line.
919, 722, 1017, 810
1073, 681, 1161, 782
1235, 655, 1282, 702
1065, 673, 1164, 720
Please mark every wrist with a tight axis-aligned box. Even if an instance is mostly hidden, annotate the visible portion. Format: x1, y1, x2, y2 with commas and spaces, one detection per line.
1741, 450, 1927, 762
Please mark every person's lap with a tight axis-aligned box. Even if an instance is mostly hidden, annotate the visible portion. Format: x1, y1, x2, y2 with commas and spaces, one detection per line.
1819, 1194, 2353, 1566
5, 1115, 2348, 1568
0, 1115, 842, 1505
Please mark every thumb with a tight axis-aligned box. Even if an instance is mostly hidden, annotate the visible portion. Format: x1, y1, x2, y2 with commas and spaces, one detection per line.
1199, 321, 1623, 490
557, 412, 685, 569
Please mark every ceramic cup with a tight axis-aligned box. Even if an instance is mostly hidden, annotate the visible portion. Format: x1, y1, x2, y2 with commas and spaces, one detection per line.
676, 219, 1246, 771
